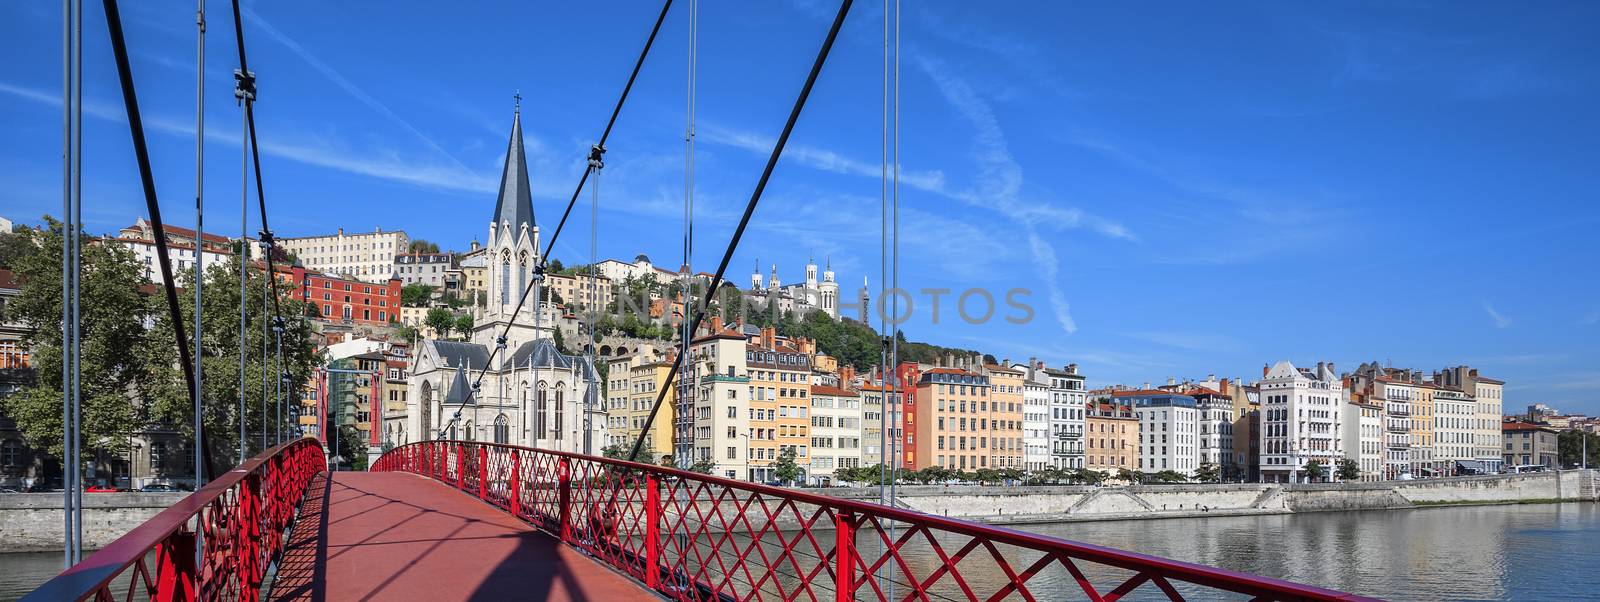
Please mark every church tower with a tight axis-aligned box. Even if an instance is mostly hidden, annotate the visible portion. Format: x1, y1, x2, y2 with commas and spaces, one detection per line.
819, 257, 839, 318
477, 101, 547, 349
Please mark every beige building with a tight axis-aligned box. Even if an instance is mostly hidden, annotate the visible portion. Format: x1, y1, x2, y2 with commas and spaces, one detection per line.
546, 271, 614, 312
1502, 420, 1559, 468
1437, 366, 1505, 473
808, 385, 863, 484
279, 227, 408, 283
744, 327, 814, 483
1432, 386, 1476, 474
984, 364, 1026, 470
687, 325, 752, 481
605, 350, 676, 462
1085, 401, 1139, 474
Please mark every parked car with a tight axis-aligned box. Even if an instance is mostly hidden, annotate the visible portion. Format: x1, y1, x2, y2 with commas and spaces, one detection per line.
26, 478, 63, 493
85, 483, 119, 493
140, 482, 185, 492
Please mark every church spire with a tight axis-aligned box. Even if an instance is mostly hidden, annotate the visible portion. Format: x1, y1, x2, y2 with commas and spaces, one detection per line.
492, 101, 535, 235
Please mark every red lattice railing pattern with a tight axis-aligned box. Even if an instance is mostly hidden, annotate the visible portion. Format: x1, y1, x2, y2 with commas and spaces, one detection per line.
25, 438, 326, 602
373, 441, 1378, 602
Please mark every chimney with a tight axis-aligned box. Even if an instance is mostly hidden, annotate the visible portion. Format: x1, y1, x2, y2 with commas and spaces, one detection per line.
1220, 378, 1230, 395
1263, 363, 1270, 378
1067, 363, 1078, 375
1142, 382, 1151, 390
1167, 377, 1176, 386
709, 315, 723, 334
1207, 373, 1215, 382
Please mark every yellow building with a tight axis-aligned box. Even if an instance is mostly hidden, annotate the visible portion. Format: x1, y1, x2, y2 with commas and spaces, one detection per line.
1085, 401, 1139, 474
984, 364, 1025, 470
745, 327, 814, 482
625, 357, 676, 463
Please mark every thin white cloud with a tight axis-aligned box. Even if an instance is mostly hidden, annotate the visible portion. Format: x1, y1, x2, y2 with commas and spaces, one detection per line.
241, 6, 476, 174
1482, 302, 1512, 329
1121, 331, 1239, 353
0, 81, 496, 194
1027, 229, 1076, 334
698, 124, 947, 192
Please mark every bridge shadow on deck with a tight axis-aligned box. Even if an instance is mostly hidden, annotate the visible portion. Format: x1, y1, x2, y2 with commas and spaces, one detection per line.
268, 472, 650, 602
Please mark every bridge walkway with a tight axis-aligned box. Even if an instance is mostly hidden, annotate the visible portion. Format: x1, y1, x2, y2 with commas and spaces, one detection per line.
267, 471, 650, 601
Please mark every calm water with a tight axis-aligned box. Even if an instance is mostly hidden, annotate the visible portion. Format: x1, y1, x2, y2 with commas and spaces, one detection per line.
2, 503, 1595, 600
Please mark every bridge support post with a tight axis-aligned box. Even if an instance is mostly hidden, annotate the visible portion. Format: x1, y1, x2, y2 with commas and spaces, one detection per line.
152, 529, 197, 601
645, 473, 661, 589
456, 443, 466, 491
834, 510, 855, 602
558, 458, 572, 543
478, 445, 488, 500
510, 450, 522, 518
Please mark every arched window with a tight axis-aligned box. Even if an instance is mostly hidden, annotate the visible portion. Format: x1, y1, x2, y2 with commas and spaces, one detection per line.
501, 254, 512, 306
517, 253, 527, 308
536, 381, 548, 438
420, 380, 434, 438
554, 385, 565, 440
493, 414, 510, 444
464, 420, 475, 441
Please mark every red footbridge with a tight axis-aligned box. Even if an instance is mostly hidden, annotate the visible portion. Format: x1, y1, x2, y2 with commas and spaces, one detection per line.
24, 440, 1378, 601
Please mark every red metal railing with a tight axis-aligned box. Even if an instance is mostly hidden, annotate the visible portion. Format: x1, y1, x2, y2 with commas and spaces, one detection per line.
373, 441, 1378, 602
25, 438, 326, 602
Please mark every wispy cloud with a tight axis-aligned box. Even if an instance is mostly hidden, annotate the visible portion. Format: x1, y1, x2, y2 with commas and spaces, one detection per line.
1121, 331, 1239, 353
0, 81, 495, 194
241, 6, 478, 174
1582, 309, 1599, 326
698, 123, 947, 192
1482, 302, 1512, 329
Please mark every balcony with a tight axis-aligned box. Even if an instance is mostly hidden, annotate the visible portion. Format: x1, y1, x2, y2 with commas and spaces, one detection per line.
298, 415, 317, 426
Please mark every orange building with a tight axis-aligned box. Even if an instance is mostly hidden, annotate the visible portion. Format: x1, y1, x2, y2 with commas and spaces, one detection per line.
1086, 401, 1139, 473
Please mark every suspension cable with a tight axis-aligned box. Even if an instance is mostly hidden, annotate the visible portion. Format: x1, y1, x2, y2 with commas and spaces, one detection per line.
192, 0, 207, 493
676, 0, 698, 468
61, 0, 82, 567
101, 0, 218, 483
627, 0, 856, 463
438, 0, 674, 439
236, 70, 250, 463
586, 149, 600, 454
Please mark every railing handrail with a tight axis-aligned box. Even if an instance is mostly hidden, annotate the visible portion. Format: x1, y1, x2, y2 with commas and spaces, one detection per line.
25, 437, 326, 601
382, 440, 1377, 601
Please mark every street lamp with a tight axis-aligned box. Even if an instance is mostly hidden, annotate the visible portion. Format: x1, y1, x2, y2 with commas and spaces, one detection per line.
737, 431, 752, 482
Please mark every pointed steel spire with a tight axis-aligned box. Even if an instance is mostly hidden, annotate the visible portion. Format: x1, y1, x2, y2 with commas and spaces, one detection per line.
491, 105, 535, 235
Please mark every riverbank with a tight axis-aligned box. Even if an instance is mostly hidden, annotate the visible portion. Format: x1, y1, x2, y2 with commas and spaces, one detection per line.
0, 492, 185, 553
816, 469, 1599, 524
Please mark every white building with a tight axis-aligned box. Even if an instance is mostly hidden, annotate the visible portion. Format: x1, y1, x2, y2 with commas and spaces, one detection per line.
808, 385, 863, 484
1437, 365, 1505, 474
1258, 361, 1344, 483
1019, 365, 1052, 472
685, 327, 751, 481
1432, 386, 1476, 475
1042, 364, 1086, 470
404, 108, 603, 453
393, 252, 457, 288
279, 227, 409, 283
1341, 396, 1385, 482
1190, 388, 1234, 474
1125, 391, 1199, 477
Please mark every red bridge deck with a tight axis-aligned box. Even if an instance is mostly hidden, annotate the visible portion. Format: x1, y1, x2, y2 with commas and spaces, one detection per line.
268, 471, 650, 602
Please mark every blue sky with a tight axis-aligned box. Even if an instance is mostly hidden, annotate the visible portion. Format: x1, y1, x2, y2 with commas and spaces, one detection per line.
3, 2, 1598, 414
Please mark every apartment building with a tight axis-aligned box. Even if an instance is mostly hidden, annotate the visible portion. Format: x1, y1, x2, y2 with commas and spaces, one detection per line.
1502, 420, 1559, 468
1342, 393, 1385, 482
286, 265, 402, 326
1020, 366, 1052, 472
279, 227, 408, 283
1121, 390, 1199, 477
604, 351, 676, 461
686, 326, 750, 480
1042, 364, 1086, 470
1432, 386, 1476, 475
393, 252, 458, 288
1189, 387, 1234, 473
984, 364, 1026, 470
1085, 400, 1138, 474
1437, 366, 1505, 474
545, 271, 614, 312
1411, 382, 1436, 478
809, 385, 863, 484
916, 367, 992, 472
745, 327, 814, 483
1259, 361, 1344, 483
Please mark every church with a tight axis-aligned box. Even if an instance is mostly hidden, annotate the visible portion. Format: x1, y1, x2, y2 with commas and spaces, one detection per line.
402, 106, 605, 453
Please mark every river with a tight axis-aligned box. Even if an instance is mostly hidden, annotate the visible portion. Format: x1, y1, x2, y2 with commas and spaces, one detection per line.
2, 502, 1595, 600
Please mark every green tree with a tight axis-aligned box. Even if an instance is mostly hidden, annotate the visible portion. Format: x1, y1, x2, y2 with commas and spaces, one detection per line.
552, 327, 571, 354
1557, 430, 1600, 468
774, 446, 801, 485
1336, 459, 1361, 482
393, 323, 419, 344
1302, 460, 1328, 482
424, 308, 455, 339
1150, 470, 1188, 484
1117, 468, 1144, 484
1194, 462, 1220, 483
688, 459, 715, 474
602, 440, 656, 463
0, 224, 36, 266
407, 239, 440, 254
454, 313, 475, 336
0, 219, 151, 460
400, 283, 435, 307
